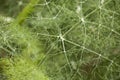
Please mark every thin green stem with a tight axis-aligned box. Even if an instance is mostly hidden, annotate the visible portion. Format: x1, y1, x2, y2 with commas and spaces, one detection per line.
16, 0, 39, 24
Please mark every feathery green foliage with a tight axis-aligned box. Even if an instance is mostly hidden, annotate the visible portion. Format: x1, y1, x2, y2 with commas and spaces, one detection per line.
0, 0, 120, 80
0, 0, 49, 80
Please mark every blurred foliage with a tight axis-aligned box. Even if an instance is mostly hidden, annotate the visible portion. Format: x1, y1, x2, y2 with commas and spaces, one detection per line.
0, 0, 29, 17
0, 0, 120, 80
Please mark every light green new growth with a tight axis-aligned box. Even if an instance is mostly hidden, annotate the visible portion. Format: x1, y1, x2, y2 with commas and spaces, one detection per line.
16, 0, 39, 24
0, 0, 49, 80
